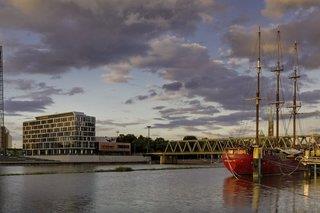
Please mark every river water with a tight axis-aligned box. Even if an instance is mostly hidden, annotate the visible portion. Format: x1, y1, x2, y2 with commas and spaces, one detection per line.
0, 164, 319, 212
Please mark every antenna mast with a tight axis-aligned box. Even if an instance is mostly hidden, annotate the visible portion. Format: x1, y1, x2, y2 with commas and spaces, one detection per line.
290, 42, 301, 146
255, 27, 261, 145
273, 28, 283, 140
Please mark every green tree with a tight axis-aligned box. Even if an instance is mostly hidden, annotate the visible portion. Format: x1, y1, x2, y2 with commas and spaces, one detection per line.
132, 135, 149, 153
116, 134, 137, 143
116, 134, 168, 154
183, 135, 198, 140
152, 137, 167, 152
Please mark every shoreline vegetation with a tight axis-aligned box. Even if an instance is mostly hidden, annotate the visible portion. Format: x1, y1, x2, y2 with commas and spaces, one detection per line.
0, 163, 223, 177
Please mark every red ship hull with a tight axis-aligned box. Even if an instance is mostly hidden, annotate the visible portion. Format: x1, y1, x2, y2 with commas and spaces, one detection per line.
222, 149, 304, 175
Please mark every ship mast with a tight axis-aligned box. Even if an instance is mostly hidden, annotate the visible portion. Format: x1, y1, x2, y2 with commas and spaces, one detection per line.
290, 42, 300, 146
273, 28, 283, 140
255, 27, 261, 145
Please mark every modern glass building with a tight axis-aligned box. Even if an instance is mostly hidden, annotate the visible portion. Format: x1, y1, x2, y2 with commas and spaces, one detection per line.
23, 112, 96, 156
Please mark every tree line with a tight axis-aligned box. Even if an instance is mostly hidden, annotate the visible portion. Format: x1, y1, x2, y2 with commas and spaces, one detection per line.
116, 134, 198, 154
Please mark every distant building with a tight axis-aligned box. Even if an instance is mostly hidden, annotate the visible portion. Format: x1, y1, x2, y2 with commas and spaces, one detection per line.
23, 112, 96, 156
0, 127, 12, 150
6, 131, 12, 149
96, 136, 131, 155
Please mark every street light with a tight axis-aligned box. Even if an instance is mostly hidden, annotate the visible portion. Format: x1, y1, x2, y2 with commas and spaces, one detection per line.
146, 126, 152, 153
146, 126, 151, 138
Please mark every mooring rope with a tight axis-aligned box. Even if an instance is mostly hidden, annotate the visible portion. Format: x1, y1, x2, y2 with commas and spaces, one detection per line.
225, 153, 240, 180
267, 156, 303, 176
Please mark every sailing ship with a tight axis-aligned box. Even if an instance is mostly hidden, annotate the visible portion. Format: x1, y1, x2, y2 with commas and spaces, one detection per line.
222, 27, 305, 175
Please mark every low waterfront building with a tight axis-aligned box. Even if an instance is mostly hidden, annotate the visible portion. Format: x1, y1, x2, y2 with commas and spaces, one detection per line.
96, 136, 131, 155
23, 112, 96, 156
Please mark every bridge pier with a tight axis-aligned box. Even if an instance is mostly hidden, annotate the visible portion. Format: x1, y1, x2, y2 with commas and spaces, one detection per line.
160, 155, 177, 164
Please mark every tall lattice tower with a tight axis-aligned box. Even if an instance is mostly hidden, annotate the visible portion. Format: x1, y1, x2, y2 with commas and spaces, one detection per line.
0, 46, 4, 151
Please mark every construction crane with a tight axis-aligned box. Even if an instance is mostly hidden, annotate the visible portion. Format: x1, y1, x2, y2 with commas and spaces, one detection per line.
0, 46, 5, 154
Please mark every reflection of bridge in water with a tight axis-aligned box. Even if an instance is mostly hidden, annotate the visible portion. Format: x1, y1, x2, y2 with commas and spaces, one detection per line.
149, 135, 320, 164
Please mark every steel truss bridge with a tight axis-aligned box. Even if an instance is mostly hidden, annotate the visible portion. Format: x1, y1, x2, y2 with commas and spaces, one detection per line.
150, 135, 320, 158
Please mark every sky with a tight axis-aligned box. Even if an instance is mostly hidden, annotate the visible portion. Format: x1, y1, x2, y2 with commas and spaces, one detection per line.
1, 0, 320, 147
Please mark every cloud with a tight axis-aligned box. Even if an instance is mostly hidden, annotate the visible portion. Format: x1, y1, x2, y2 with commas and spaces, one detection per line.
225, 9, 320, 71
64, 87, 85, 96
276, 110, 320, 121
96, 126, 114, 132
262, 0, 320, 18
114, 35, 260, 110
153, 100, 223, 129
5, 96, 53, 113
300, 90, 320, 104
184, 126, 202, 132
155, 108, 254, 129
5, 112, 22, 116
103, 63, 132, 83
153, 116, 214, 129
0, 0, 218, 75
162, 81, 183, 92
137, 95, 149, 101
5, 79, 85, 113
152, 98, 259, 130
152, 106, 165, 110
157, 100, 219, 120
223, 25, 278, 63
295, 110, 320, 119
130, 35, 209, 76
212, 111, 255, 126
96, 119, 142, 128
7, 78, 85, 97
5, 79, 35, 90
124, 99, 133, 105
125, 89, 157, 104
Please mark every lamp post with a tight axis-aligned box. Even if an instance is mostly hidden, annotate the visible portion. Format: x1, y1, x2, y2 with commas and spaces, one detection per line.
146, 126, 151, 138
146, 126, 151, 153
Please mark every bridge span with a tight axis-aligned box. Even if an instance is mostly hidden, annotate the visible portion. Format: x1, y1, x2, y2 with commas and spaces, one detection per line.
149, 134, 320, 164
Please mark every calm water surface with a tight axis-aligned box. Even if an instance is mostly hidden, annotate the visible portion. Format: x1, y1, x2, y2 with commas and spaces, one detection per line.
0, 164, 319, 212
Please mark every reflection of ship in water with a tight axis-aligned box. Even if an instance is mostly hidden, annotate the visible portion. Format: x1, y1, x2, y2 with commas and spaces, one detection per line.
223, 174, 319, 211
222, 27, 306, 176
223, 177, 256, 209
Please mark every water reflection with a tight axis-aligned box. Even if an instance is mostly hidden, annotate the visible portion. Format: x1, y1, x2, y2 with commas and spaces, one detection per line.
223, 173, 320, 212
0, 173, 97, 212
1, 166, 320, 212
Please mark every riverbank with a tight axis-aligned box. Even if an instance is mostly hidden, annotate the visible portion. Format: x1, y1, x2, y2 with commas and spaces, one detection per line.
0, 163, 223, 176
0, 156, 58, 165
29, 155, 151, 163
0, 155, 151, 165
0, 155, 221, 166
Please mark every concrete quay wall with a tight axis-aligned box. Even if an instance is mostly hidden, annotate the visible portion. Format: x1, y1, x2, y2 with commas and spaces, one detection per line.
30, 155, 151, 163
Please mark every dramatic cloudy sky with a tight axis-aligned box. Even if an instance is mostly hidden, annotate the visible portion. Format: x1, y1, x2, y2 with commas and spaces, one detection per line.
2, 0, 320, 147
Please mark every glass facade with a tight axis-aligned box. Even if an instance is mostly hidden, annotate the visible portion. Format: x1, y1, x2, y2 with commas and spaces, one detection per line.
23, 112, 96, 155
